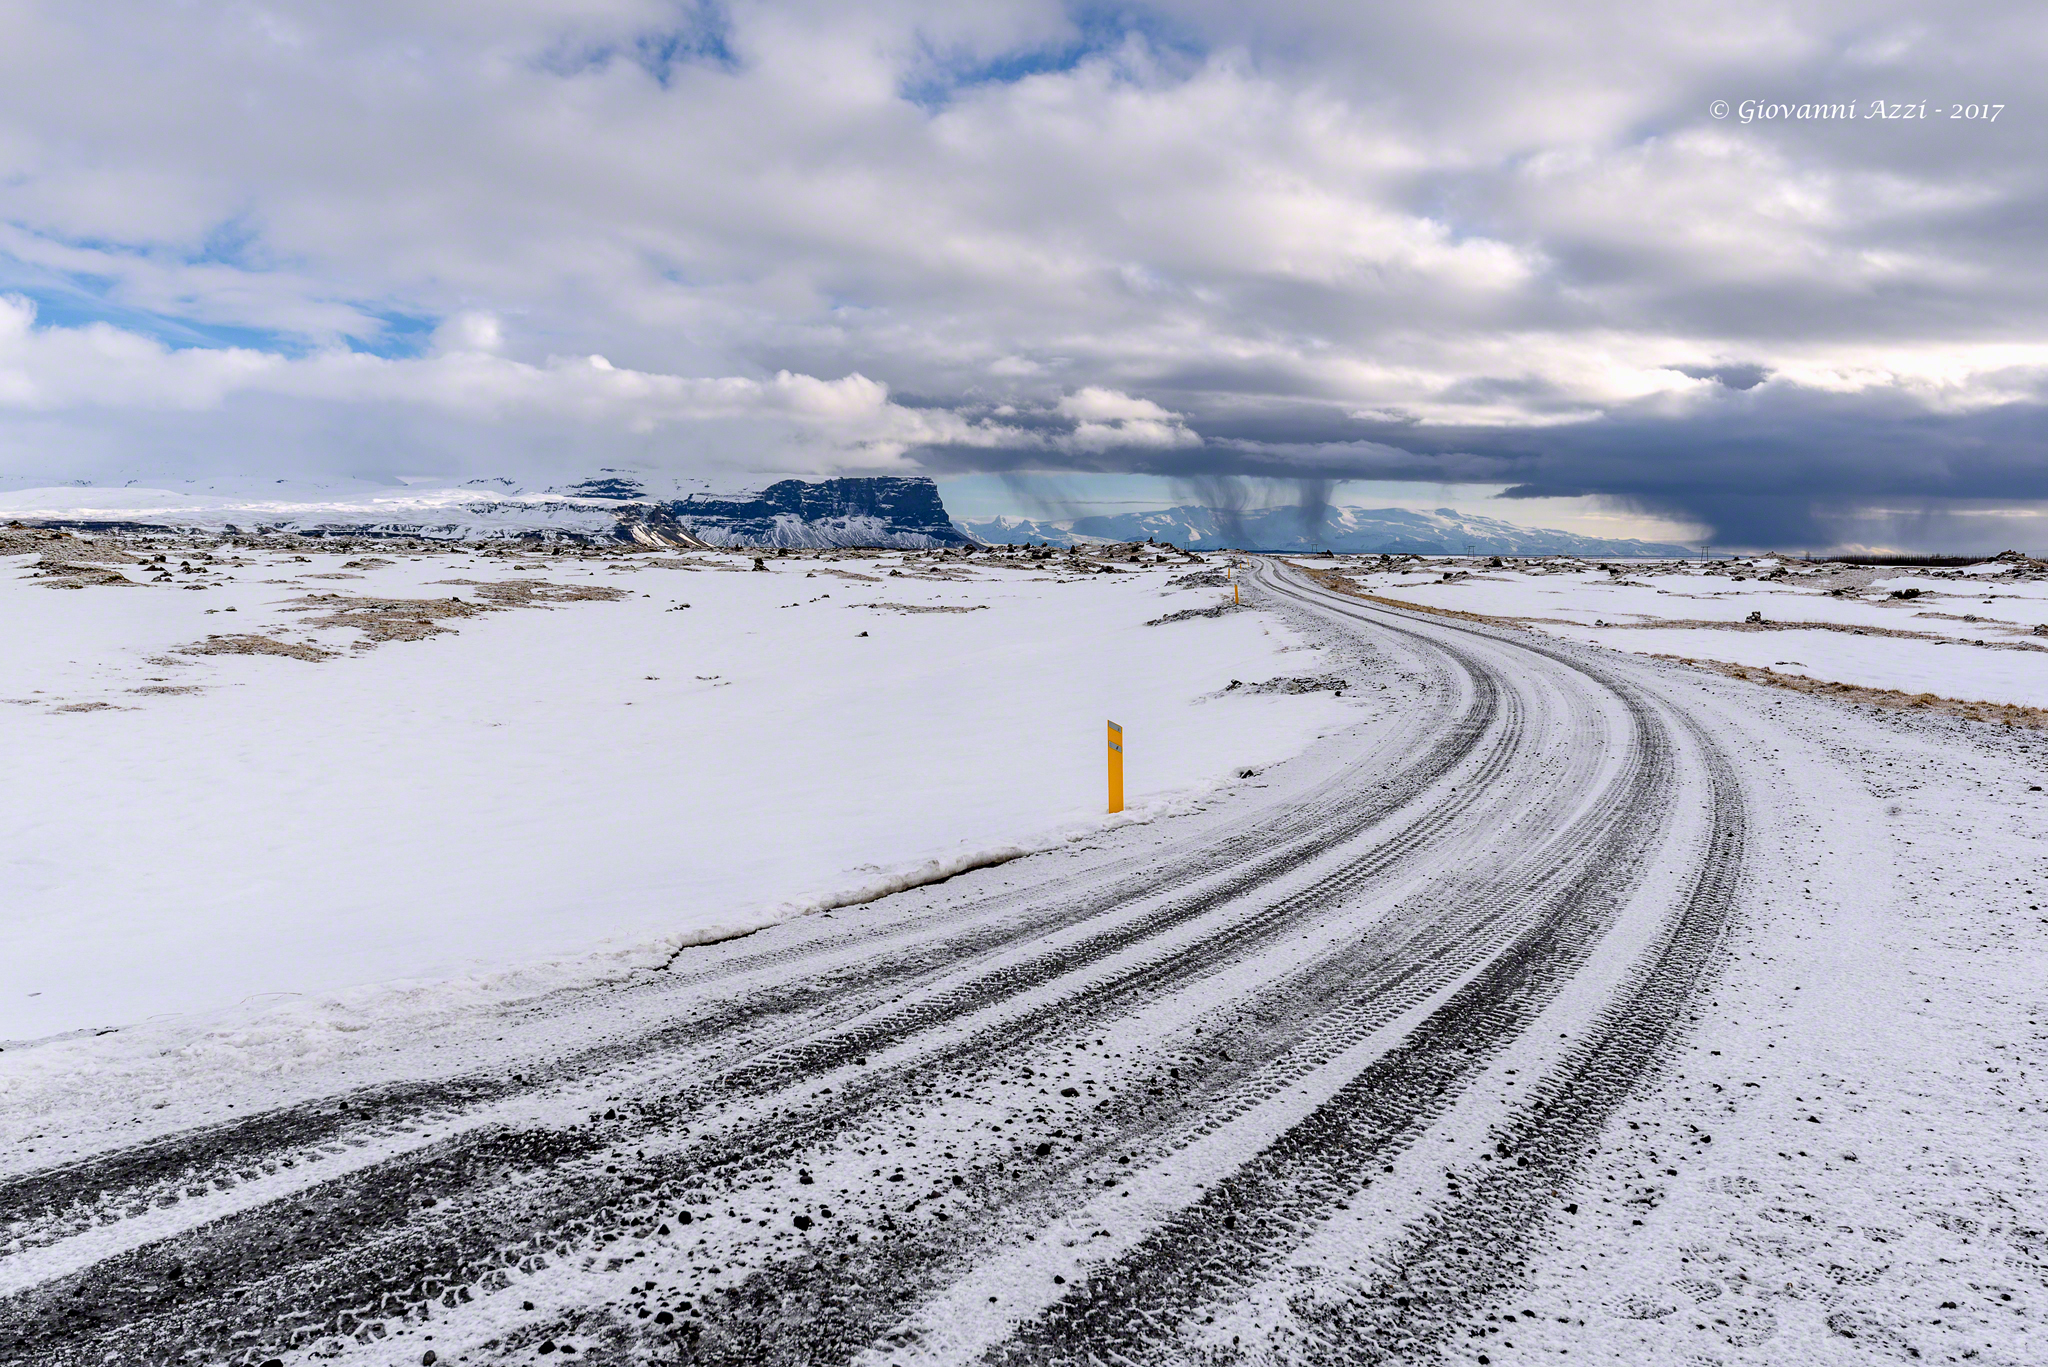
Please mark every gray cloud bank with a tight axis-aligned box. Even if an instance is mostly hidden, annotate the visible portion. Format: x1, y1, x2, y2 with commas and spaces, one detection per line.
0, 2, 2042, 549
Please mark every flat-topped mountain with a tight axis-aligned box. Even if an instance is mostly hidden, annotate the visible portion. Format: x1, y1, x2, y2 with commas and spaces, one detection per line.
650, 477, 968, 549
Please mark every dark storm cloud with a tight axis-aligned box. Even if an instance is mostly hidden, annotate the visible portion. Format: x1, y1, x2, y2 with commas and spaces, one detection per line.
1478, 387, 2048, 550
921, 376, 2048, 550
1669, 364, 1770, 392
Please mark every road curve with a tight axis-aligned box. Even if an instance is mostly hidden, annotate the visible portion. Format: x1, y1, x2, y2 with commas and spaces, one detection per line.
0, 559, 1745, 1367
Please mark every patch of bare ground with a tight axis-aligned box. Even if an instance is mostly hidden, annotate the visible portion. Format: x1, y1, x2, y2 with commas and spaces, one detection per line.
810, 567, 882, 582
18, 538, 146, 588
175, 634, 340, 662
1656, 654, 2048, 729
129, 685, 206, 695
1147, 602, 1243, 626
42, 541, 143, 564
2, 528, 137, 561
854, 601, 988, 614
272, 578, 628, 647
51, 701, 128, 713
1217, 674, 1349, 696
1169, 569, 1231, 589
431, 578, 631, 607
282, 593, 490, 643
28, 564, 140, 589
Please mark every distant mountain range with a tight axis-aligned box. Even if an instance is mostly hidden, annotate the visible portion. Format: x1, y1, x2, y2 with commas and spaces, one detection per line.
4, 474, 1691, 557
952, 516, 1079, 546
0, 474, 970, 550
957, 504, 1697, 557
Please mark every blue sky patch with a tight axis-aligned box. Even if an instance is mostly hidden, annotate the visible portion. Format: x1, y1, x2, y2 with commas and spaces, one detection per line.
901, 4, 1206, 111
538, 2, 738, 86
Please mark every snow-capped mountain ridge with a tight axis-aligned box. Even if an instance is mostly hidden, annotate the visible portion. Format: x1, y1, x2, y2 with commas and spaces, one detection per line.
7, 476, 1688, 556
0, 475, 969, 549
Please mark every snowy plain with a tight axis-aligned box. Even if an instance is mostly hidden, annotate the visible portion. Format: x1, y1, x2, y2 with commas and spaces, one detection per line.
1268, 559, 2048, 1364
1311, 555, 2048, 709
0, 540, 1347, 1045
0, 481, 636, 541
2, 549, 2046, 1365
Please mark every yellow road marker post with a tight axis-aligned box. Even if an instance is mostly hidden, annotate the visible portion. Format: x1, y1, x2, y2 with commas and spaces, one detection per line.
1107, 720, 1124, 814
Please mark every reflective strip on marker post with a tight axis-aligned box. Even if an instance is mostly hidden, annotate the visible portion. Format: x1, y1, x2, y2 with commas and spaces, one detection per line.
1107, 720, 1124, 814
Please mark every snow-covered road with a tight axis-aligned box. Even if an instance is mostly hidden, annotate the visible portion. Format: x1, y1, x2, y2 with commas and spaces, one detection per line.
3, 559, 2042, 1366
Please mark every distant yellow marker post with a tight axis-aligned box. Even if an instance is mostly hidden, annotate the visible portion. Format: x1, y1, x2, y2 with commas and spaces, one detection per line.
1107, 720, 1125, 814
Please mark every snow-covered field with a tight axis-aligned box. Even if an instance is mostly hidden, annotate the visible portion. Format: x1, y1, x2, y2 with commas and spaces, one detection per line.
4, 551, 2047, 1366
0, 537, 1348, 1043
1307, 554, 2048, 708
0, 480, 635, 540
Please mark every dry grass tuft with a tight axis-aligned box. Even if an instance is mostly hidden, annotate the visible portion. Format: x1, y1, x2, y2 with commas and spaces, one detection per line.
176, 634, 339, 662
432, 578, 631, 607
283, 593, 491, 642
8, 536, 145, 587
29, 565, 139, 589
854, 601, 988, 614
1300, 569, 1513, 626
1, 530, 140, 563
1655, 656, 2048, 729
1302, 565, 2048, 730
275, 578, 628, 646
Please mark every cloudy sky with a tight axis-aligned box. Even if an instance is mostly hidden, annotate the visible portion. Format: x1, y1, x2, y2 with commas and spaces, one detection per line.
1, 1, 2041, 548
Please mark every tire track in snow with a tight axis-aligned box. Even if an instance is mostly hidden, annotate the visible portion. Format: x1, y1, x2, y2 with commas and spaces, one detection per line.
0, 560, 1745, 1367
0, 630, 1474, 1265
949, 565, 1741, 1367
0, 556, 1464, 1250
0, 594, 1515, 1361
1273, 700, 1745, 1366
